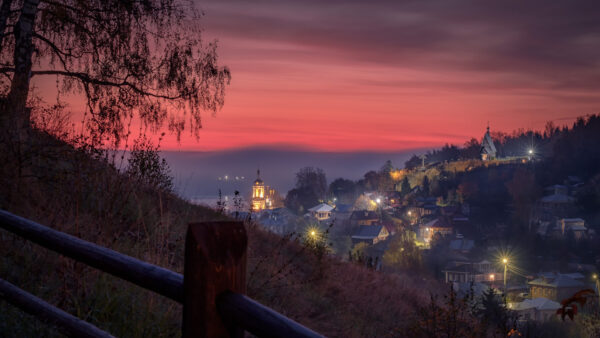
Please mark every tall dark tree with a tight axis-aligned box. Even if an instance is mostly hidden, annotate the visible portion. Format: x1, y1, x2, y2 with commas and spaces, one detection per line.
0, 0, 230, 145
461, 138, 481, 159
404, 154, 421, 170
359, 170, 380, 192
377, 160, 394, 192
285, 167, 327, 213
477, 288, 515, 335
421, 175, 430, 195
295, 167, 327, 200
400, 176, 411, 196
329, 178, 357, 204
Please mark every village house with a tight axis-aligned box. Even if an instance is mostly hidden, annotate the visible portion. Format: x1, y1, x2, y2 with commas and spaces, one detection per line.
307, 203, 334, 221
558, 218, 587, 240
419, 218, 453, 244
528, 273, 585, 302
350, 210, 379, 226
536, 188, 575, 220
385, 191, 403, 208
257, 207, 296, 235
508, 298, 561, 322
448, 236, 475, 254
442, 259, 498, 284
351, 225, 389, 245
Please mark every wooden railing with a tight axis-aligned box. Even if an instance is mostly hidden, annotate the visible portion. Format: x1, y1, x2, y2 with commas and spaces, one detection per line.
0, 209, 323, 338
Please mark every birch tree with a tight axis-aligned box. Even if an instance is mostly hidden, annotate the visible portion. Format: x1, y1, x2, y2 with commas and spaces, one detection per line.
0, 0, 230, 145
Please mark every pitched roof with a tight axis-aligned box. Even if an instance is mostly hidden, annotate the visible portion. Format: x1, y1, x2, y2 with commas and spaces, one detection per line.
449, 239, 475, 252
308, 203, 334, 212
528, 274, 584, 288
352, 225, 386, 239
510, 297, 561, 311
540, 193, 574, 204
481, 127, 497, 155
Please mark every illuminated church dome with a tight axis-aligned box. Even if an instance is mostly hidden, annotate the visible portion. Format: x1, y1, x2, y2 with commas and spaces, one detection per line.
252, 170, 266, 211
254, 170, 264, 185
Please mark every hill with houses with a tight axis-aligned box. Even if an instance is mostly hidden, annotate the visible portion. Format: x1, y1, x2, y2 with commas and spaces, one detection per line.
243, 115, 600, 336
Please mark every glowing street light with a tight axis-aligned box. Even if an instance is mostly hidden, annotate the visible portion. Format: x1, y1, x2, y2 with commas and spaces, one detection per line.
502, 257, 509, 290
376, 198, 381, 204
306, 226, 320, 242
528, 149, 533, 155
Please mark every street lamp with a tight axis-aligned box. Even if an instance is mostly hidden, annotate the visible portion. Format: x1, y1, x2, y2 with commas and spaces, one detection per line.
593, 274, 600, 305
502, 257, 509, 291
376, 198, 381, 204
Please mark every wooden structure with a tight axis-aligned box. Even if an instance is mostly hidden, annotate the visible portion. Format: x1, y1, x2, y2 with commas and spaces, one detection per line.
0, 209, 322, 337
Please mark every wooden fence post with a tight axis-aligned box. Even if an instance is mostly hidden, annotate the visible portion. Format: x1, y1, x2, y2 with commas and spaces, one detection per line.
183, 222, 247, 338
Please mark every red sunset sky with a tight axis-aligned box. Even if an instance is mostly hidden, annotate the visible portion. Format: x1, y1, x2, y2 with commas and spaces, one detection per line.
36, 0, 600, 152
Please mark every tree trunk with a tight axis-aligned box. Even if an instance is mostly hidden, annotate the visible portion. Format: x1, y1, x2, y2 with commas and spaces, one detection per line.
0, 0, 13, 48
5, 0, 39, 132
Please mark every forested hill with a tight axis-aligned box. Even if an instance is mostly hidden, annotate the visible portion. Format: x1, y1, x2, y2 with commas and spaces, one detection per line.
404, 114, 600, 180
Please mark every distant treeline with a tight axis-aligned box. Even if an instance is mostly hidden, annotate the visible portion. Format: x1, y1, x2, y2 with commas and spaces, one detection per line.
405, 114, 600, 178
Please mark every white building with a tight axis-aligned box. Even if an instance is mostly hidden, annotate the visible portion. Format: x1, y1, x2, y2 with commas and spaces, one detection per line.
307, 203, 334, 221
508, 298, 560, 322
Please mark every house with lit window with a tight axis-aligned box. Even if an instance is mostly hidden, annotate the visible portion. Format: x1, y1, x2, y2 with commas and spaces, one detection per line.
558, 218, 587, 240
528, 273, 585, 302
508, 298, 561, 322
442, 259, 498, 284
350, 210, 379, 226
308, 203, 334, 221
419, 218, 453, 244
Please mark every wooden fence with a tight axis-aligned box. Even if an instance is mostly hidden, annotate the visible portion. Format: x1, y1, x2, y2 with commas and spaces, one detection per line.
0, 209, 323, 337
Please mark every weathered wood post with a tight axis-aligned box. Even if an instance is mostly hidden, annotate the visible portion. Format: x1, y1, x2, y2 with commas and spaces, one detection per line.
183, 221, 247, 338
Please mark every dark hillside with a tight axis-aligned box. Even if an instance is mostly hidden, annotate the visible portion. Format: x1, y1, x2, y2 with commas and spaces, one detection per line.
0, 130, 434, 337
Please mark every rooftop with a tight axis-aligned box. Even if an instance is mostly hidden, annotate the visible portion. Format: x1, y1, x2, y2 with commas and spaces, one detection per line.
352, 225, 386, 239
308, 203, 334, 213
509, 297, 561, 311
528, 274, 584, 288
540, 193, 574, 204
449, 239, 475, 252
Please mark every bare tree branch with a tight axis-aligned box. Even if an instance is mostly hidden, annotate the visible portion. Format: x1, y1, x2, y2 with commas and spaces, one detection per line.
31, 70, 183, 100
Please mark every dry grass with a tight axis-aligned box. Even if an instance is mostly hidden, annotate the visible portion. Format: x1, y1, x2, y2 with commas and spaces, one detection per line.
0, 131, 436, 337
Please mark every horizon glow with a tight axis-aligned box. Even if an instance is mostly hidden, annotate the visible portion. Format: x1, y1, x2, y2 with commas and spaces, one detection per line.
34, 0, 600, 152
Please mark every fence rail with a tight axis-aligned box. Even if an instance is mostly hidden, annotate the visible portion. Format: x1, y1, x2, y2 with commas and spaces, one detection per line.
0, 209, 323, 337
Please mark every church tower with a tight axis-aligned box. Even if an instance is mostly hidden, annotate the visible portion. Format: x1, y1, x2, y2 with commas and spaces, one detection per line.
480, 124, 497, 161
252, 169, 266, 211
